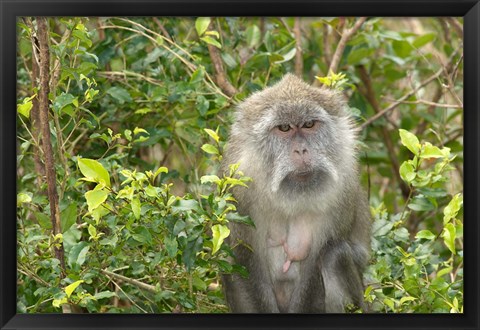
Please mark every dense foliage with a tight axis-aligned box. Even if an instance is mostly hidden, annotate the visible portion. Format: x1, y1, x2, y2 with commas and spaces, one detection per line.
16, 17, 463, 313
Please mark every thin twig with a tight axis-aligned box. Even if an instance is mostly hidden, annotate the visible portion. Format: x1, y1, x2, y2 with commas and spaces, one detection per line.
446, 17, 463, 37
152, 17, 172, 40
98, 71, 164, 86
384, 99, 462, 109
328, 17, 367, 74
100, 269, 157, 293
204, 20, 237, 97
322, 23, 331, 69
360, 47, 461, 130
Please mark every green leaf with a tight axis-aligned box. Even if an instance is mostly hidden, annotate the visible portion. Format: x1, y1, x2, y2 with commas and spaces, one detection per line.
195, 17, 211, 36
224, 177, 248, 188
392, 39, 414, 58
92, 205, 109, 224
17, 192, 32, 206
65, 280, 84, 298
196, 95, 210, 116
164, 236, 178, 258
415, 229, 436, 240
383, 298, 396, 311
145, 185, 158, 198
88, 224, 97, 239
52, 297, 68, 308
436, 266, 453, 278
182, 236, 203, 270
441, 223, 456, 254
68, 241, 90, 267
124, 129, 132, 141
200, 175, 221, 185
226, 213, 255, 226
399, 161, 416, 183
412, 33, 436, 48
443, 193, 463, 225
420, 143, 446, 159
275, 41, 297, 64
201, 143, 219, 155
35, 212, 52, 230
205, 30, 220, 38
133, 127, 148, 135
408, 196, 435, 212
53, 93, 78, 114
85, 189, 109, 213
78, 158, 111, 187
201, 36, 222, 49
211, 224, 230, 254
190, 66, 206, 84
399, 296, 417, 305
132, 226, 152, 245
192, 276, 207, 291
172, 199, 200, 213
61, 202, 77, 233
17, 101, 33, 119
106, 86, 132, 104
154, 166, 168, 177
131, 197, 141, 220
93, 291, 117, 300
399, 129, 420, 155
246, 24, 261, 48
204, 128, 219, 143
347, 47, 374, 65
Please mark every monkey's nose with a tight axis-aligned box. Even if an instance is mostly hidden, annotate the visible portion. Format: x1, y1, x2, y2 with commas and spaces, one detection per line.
294, 148, 308, 155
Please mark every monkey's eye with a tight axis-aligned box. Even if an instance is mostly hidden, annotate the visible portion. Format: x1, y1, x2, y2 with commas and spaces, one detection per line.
278, 124, 291, 132
303, 120, 316, 129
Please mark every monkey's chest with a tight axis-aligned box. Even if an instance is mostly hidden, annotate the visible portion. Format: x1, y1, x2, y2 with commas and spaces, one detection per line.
266, 219, 313, 279
265, 219, 314, 311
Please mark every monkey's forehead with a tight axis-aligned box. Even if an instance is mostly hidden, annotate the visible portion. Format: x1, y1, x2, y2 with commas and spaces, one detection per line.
237, 97, 331, 125
236, 79, 345, 120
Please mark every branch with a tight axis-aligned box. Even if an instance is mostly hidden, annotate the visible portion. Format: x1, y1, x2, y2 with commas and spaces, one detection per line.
390, 99, 462, 109
322, 23, 332, 69
25, 18, 45, 187
360, 47, 462, 130
205, 20, 237, 97
100, 269, 157, 293
294, 17, 303, 77
36, 17, 66, 276
357, 66, 410, 199
446, 17, 463, 37
98, 70, 164, 86
152, 17, 172, 40
328, 17, 367, 74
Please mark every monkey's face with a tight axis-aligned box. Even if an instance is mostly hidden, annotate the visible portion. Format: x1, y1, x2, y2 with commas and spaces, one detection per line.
229, 74, 356, 208
255, 101, 344, 197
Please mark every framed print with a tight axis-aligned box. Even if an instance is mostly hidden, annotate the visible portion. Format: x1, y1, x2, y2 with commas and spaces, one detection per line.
1, 0, 479, 329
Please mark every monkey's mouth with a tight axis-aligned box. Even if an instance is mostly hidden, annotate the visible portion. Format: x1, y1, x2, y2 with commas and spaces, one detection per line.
278, 168, 329, 193
292, 170, 313, 182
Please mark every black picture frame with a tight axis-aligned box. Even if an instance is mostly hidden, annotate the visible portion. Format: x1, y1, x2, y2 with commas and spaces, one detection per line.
1, 1, 478, 329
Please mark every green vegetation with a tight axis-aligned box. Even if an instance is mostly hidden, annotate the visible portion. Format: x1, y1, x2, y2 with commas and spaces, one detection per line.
16, 17, 463, 313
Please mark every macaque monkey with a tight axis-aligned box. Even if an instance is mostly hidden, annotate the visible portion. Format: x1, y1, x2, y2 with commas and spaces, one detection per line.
221, 74, 371, 313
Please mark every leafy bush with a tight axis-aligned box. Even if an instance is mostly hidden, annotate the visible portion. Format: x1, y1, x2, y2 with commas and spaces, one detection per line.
365, 130, 463, 313
16, 17, 463, 313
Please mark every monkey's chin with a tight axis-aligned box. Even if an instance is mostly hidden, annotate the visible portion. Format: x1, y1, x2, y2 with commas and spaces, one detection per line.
279, 170, 329, 194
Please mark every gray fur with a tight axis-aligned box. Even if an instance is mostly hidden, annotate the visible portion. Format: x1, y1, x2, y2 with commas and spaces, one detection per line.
222, 74, 371, 313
